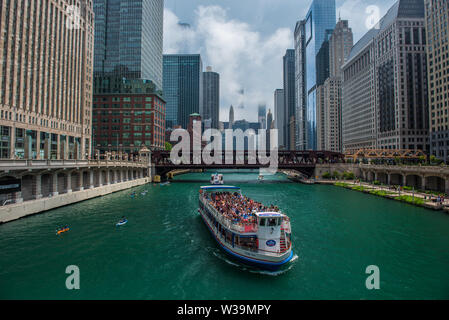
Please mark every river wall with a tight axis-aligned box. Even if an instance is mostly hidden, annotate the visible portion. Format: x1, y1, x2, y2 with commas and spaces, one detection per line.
0, 177, 150, 224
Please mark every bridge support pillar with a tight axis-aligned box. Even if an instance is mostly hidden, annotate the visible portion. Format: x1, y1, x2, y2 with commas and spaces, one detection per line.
78, 171, 84, 191
387, 173, 391, 185
445, 178, 449, 195
112, 170, 116, 184
98, 170, 103, 187
51, 173, 59, 196
402, 174, 406, 186
66, 172, 72, 193
32, 174, 43, 199
105, 169, 110, 185
89, 170, 94, 189
421, 175, 426, 191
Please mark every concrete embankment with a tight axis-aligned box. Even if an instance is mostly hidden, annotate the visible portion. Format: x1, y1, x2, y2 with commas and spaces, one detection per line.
0, 177, 150, 224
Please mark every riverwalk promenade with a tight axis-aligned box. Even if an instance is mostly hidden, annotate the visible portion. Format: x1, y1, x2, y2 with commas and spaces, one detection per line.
283, 167, 449, 213
0, 158, 152, 224
319, 179, 449, 212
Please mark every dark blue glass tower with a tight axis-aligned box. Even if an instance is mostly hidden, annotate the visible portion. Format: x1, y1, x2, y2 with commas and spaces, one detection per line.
163, 55, 203, 129
295, 0, 336, 150
93, 0, 164, 90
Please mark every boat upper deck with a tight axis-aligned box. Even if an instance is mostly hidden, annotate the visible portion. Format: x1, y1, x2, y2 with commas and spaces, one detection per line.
200, 186, 287, 234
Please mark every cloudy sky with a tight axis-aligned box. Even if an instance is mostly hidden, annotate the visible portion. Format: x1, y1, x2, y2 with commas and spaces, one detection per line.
163, 0, 396, 123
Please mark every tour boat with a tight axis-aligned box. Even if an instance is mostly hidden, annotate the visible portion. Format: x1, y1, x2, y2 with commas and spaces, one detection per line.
210, 173, 224, 185
198, 186, 293, 270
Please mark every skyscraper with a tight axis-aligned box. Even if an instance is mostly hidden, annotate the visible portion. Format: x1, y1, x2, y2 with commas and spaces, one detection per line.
319, 19, 353, 152
342, 0, 428, 152
258, 104, 267, 130
329, 20, 354, 79
316, 30, 334, 87
316, 29, 333, 150
229, 105, 235, 129
425, 0, 449, 162
203, 67, 220, 129
0, 0, 94, 160
295, 0, 336, 150
163, 54, 203, 129
274, 89, 285, 148
266, 109, 274, 150
93, 0, 164, 91
283, 49, 296, 150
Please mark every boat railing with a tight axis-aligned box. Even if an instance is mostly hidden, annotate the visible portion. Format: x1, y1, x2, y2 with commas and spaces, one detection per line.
281, 221, 291, 234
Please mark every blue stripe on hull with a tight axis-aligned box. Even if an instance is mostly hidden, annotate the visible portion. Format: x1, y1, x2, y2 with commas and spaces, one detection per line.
199, 209, 293, 271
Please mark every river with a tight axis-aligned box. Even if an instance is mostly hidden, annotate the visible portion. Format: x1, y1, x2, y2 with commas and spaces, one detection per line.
0, 170, 448, 299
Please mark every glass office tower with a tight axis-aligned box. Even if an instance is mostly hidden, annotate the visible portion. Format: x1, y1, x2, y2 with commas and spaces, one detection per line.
163, 55, 203, 129
203, 68, 220, 130
93, 0, 164, 91
295, 0, 336, 150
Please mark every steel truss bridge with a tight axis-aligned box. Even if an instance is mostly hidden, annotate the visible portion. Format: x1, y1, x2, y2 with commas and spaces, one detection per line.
151, 150, 344, 177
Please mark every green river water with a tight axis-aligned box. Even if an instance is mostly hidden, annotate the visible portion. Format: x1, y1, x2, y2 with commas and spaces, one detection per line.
0, 170, 448, 299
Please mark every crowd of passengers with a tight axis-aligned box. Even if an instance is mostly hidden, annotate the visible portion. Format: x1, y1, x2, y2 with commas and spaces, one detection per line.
203, 192, 280, 223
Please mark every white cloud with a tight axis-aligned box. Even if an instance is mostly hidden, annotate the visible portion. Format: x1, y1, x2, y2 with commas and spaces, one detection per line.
163, 6, 292, 123
163, 8, 197, 54
337, 0, 396, 42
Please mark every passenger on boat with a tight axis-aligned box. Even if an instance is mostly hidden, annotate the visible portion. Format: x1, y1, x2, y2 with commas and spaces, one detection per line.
205, 192, 280, 224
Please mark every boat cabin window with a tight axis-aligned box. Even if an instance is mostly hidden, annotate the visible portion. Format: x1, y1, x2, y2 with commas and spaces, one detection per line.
259, 218, 266, 226
268, 218, 277, 227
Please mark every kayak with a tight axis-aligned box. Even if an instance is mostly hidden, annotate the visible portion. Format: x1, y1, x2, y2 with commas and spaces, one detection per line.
56, 228, 70, 235
116, 219, 128, 226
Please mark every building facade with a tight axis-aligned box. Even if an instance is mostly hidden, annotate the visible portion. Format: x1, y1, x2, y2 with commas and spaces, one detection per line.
93, 0, 164, 91
294, 21, 306, 150
323, 77, 343, 152
93, 78, 165, 154
294, 0, 336, 150
274, 89, 285, 148
163, 54, 203, 129
342, 0, 429, 153
0, 0, 94, 160
283, 49, 296, 150
320, 19, 353, 152
316, 85, 326, 150
425, 0, 449, 162
203, 67, 220, 130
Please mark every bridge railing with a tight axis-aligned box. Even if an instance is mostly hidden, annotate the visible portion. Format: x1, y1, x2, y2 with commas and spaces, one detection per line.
0, 159, 148, 169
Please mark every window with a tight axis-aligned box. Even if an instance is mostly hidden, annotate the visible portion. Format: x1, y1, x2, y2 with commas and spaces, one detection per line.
268, 218, 277, 227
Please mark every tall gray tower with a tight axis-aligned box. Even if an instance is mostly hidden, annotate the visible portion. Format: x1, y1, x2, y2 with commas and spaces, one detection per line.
203, 66, 220, 129
229, 105, 235, 129
258, 104, 267, 129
